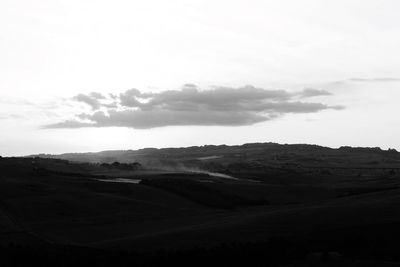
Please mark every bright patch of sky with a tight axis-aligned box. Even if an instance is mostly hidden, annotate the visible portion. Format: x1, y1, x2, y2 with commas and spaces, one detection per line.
1, 0, 400, 155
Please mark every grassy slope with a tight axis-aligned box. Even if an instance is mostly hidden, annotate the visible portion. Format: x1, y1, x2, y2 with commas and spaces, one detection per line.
2, 154, 400, 264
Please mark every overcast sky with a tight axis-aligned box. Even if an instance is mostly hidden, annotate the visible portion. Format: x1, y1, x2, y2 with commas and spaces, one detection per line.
1, 0, 400, 156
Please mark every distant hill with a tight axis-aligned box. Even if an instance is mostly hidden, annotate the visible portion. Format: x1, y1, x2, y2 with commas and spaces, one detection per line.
30, 142, 400, 172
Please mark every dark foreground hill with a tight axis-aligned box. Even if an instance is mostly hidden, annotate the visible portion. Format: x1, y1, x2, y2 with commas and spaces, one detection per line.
2, 144, 400, 266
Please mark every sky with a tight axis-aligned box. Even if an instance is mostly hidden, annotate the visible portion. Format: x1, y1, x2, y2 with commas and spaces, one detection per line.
1, 0, 400, 156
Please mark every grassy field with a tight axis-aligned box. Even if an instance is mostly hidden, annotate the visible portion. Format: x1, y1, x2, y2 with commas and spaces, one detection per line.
2, 146, 400, 266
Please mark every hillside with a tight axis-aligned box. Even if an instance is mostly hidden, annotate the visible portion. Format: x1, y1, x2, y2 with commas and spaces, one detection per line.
1, 144, 400, 265
33, 143, 400, 166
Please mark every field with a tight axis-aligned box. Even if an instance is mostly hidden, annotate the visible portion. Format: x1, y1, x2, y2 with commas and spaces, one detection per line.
2, 143, 400, 266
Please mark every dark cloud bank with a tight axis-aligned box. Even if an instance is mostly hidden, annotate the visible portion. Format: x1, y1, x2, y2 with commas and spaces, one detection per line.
45, 85, 343, 129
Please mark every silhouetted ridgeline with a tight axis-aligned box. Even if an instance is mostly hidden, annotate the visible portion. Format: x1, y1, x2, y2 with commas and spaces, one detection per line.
30, 142, 400, 167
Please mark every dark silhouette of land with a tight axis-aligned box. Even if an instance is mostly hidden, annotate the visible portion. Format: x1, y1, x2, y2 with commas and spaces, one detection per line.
2, 143, 400, 266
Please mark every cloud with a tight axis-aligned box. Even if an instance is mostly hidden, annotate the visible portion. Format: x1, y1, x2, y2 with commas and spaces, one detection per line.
44, 120, 94, 128
72, 92, 118, 110
72, 94, 102, 110
44, 85, 342, 129
49, 109, 274, 129
0, 114, 23, 120
349, 77, 400, 82
299, 88, 332, 98
89, 92, 106, 99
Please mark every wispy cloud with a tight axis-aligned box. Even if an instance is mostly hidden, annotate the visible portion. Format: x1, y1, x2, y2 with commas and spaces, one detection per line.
72, 92, 107, 110
298, 88, 332, 98
44, 85, 343, 129
348, 77, 400, 82
330, 77, 400, 84
0, 114, 23, 120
